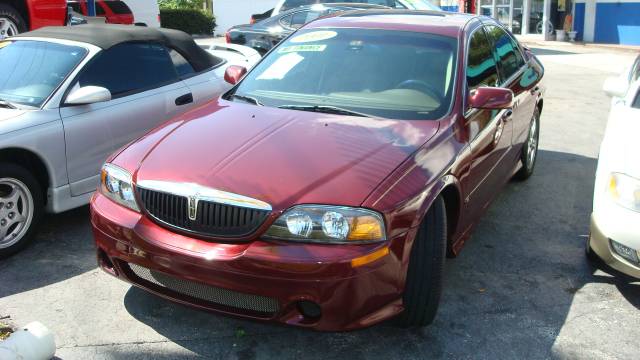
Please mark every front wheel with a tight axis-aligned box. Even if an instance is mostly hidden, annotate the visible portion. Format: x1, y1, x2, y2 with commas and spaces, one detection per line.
0, 163, 43, 258
514, 107, 540, 181
398, 196, 447, 327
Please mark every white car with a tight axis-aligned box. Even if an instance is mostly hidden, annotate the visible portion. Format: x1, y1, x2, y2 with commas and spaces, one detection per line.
588, 55, 640, 278
0, 24, 254, 257
201, 43, 262, 69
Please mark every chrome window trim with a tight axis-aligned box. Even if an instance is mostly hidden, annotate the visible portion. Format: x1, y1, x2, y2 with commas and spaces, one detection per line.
136, 180, 273, 211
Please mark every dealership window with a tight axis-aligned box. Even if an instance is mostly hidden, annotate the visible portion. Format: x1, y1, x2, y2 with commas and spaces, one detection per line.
466, 29, 499, 91
485, 25, 524, 82
76, 43, 178, 97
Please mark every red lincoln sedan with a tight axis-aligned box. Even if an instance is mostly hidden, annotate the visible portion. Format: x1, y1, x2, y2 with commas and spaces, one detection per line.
91, 10, 544, 331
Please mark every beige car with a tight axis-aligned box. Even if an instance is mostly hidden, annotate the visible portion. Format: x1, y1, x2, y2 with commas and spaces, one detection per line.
588, 55, 640, 278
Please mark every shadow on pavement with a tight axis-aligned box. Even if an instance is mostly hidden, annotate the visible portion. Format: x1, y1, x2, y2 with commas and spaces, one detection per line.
0, 206, 97, 298
118, 149, 639, 358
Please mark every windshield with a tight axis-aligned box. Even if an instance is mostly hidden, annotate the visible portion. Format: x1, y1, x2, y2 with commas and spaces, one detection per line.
0, 40, 87, 108
233, 28, 457, 120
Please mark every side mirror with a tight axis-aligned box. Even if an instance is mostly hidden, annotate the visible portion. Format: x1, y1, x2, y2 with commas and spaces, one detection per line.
603, 76, 628, 98
224, 65, 247, 85
65, 86, 111, 106
468, 87, 514, 109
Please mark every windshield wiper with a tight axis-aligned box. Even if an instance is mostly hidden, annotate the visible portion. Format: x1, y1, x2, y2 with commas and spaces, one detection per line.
0, 99, 18, 109
230, 94, 263, 106
277, 105, 370, 118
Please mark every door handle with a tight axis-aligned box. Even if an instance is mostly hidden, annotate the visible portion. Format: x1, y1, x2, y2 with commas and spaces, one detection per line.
531, 86, 540, 95
175, 93, 193, 106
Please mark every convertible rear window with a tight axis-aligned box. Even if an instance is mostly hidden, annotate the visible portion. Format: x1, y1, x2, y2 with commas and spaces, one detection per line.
234, 28, 457, 120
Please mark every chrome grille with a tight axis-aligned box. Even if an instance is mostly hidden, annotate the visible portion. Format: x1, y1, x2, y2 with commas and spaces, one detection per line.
137, 187, 270, 237
128, 263, 279, 315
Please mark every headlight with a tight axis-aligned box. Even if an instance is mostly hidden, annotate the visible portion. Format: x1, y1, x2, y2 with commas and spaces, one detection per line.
607, 172, 640, 212
100, 163, 139, 212
263, 205, 386, 243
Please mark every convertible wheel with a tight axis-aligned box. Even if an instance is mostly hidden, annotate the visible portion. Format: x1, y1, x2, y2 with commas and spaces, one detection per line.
0, 163, 43, 258
398, 196, 447, 327
0, 4, 27, 40
514, 107, 540, 181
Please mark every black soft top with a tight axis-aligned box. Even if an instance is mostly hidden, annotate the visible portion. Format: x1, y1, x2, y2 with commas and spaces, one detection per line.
15, 24, 221, 72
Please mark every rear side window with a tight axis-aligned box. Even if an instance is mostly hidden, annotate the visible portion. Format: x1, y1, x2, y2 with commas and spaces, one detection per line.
76, 43, 178, 97
485, 25, 525, 81
633, 89, 640, 109
631, 57, 640, 82
467, 29, 499, 91
169, 49, 195, 77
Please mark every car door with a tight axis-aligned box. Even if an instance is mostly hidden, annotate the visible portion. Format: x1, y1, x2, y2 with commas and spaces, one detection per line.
484, 24, 538, 152
459, 25, 515, 225
168, 48, 230, 108
60, 42, 193, 196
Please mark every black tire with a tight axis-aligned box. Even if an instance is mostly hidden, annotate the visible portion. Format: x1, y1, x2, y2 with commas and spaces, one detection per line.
0, 4, 28, 38
398, 196, 447, 327
585, 236, 602, 264
0, 163, 43, 259
514, 107, 540, 181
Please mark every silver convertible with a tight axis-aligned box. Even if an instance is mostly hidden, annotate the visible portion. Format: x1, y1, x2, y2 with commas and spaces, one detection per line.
0, 25, 257, 257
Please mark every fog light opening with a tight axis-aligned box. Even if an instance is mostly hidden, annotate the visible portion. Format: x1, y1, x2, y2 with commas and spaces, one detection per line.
97, 249, 117, 275
297, 300, 322, 320
610, 239, 640, 265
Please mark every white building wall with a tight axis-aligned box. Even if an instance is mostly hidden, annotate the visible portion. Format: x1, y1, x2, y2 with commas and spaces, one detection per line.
213, 0, 275, 35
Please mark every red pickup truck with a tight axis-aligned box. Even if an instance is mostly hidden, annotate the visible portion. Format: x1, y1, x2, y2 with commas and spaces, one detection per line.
0, 0, 67, 38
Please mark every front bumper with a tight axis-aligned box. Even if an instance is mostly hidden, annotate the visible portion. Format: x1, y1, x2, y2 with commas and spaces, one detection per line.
90, 193, 415, 331
589, 213, 640, 279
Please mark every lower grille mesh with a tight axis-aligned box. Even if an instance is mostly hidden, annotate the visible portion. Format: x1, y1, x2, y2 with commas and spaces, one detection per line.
128, 263, 279, 315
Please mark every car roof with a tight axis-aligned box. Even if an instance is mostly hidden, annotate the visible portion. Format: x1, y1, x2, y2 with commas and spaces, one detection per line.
14, 24, 221, 72
304, 9, 477, 37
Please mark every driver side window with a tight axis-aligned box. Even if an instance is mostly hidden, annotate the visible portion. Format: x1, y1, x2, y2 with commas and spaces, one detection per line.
466, 28, 499, 92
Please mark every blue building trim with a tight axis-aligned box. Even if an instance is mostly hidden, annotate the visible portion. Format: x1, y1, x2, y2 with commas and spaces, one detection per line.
574, 3, 585, 41
594, 2, 640, 45
441, 5, 459, 12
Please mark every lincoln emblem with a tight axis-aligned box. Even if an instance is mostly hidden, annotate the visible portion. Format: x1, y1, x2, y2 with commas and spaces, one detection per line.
188, 194, 199, 221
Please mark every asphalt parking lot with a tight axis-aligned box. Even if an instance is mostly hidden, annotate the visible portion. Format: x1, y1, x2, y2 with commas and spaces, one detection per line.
1, 42, 639, 359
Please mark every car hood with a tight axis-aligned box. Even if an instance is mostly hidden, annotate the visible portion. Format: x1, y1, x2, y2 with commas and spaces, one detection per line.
601, 106, 640, 178
116, 100, 440, 211
0, 108, 29, 135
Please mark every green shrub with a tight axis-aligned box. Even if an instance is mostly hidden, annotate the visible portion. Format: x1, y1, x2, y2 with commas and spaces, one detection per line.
158, 0, 204, 10
160, 9, 215, 35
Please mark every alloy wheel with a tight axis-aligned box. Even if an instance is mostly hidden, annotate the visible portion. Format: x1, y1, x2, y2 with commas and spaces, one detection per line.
0, 18, 19, 40
525, 116, 538, 170
0, 178, 34, 249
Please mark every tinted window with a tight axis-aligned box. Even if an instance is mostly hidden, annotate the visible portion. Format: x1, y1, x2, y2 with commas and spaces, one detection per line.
467, 29, 499, 91
289, 10, 324, 28
633, 89, 640, 109
485, 25, 524, 81
96, 2, 106, 15
169, 49, 195, 77
234, 28, 457, 120
76, 43, 177, 97
103, 0, 132, 14
0, 41, 87, 107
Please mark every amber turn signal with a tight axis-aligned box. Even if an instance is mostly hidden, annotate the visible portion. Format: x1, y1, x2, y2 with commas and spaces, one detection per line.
351, 246, 390, 268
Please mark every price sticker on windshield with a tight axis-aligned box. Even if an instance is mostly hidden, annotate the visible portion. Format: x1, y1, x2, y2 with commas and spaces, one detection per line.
290, 31, 337, 43
278, 44, 327, 53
